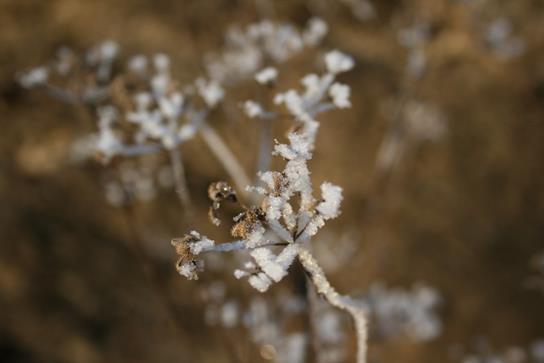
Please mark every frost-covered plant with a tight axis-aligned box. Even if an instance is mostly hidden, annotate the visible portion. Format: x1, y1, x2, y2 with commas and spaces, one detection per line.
19, 42, 250, 211
19, 18, 330, 209
172, 50, 369, 363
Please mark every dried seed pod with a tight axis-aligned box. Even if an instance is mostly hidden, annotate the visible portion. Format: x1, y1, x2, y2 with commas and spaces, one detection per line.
171, 234, 198, 266
208, 181, 237, 226
231, 206, 266, 239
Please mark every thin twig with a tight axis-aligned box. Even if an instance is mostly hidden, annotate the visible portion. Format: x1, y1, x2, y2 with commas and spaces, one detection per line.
305, 274, 322, 362
168, 147, 193, 218
298, 247, 368, 363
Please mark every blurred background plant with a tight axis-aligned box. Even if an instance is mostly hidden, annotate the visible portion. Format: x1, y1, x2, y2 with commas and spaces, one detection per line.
1, 0, 544, 362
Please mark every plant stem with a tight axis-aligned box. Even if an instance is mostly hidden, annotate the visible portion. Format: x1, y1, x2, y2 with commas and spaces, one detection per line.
168, 147, 192, 218
297, 247, 368, 363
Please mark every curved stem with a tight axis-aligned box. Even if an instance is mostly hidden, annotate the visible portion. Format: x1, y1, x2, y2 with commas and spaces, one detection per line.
297, 247, 368, 363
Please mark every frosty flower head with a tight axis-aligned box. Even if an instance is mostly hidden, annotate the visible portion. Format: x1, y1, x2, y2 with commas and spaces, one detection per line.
206, 18, 328, 84
172, 130, 346, 289
325, 50, 355, 74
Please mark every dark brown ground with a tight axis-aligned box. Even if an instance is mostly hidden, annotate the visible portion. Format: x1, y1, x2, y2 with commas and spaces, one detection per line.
1, 0, 543, 362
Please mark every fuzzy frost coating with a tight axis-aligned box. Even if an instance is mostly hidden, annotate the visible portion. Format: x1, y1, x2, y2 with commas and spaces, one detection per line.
329, 83, 351, 109
255, 67, 278, 85
325, 50, 355, 74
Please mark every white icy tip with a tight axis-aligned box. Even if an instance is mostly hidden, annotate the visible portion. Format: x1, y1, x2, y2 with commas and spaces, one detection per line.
243, 100, 264, 118
317, 182, 343, 219
329, 83, 351, 109
325, 50, 355, 74
255, 67, 278, 85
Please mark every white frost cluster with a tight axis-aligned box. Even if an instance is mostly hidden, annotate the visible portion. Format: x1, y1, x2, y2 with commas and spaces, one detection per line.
19, 40, 119, 99
324, 50, 355, 74
186, 231, 215, 255
272, 51, 354, 127
206, 18, 328, 84
255, 66, 278, 85
329, 83, 351, 109
20, 41, 219, 167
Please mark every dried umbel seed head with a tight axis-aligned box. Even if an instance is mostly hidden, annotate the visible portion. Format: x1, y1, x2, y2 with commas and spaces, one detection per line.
171, 235, 197, 264
208, 181, 237, 203
171, 234, 204, 280
231, 206, 266, 239
208, 181, 237, 226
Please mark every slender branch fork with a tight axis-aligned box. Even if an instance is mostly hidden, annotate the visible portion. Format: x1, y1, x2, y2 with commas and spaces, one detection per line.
297, 247, 368, 363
